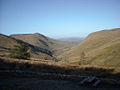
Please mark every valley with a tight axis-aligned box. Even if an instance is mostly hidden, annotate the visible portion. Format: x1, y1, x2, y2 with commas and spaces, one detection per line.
1, 0, 119, 89
0, 28, 120, 89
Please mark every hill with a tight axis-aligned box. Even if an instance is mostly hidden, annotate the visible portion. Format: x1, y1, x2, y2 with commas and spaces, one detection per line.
0, 34, 19, 56
59, 28, 120, 68
11, 33, 54, 50
0, 34, 53, 59
11, 33, 81, 56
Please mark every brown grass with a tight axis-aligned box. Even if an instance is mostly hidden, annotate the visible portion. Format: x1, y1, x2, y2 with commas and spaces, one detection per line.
59, 28, 120, 68
0, 57, 120, 79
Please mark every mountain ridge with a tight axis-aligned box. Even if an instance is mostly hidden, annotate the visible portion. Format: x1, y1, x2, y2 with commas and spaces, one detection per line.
10, 33, 81, 56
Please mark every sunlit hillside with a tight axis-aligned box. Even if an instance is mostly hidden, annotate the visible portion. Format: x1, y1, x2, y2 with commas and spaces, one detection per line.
0, 34, 53, 59
11, 33, 81, 56
59, 28, 120, 68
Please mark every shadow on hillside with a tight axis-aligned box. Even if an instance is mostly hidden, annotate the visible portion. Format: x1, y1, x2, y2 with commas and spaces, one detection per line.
0, 57, 120, 79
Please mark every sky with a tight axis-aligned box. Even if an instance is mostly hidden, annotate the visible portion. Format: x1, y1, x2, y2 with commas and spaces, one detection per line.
0, 0, 120, 38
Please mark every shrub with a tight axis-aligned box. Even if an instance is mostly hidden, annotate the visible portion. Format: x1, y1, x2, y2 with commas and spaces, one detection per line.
9, 43, 30, 59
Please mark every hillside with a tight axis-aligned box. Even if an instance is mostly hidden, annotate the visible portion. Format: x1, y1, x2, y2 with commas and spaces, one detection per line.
11, 33, 52, 50
0, 34, 53, 59
11, 33, 81, 56
60, 28, 120, 68
0, 34, 19, 56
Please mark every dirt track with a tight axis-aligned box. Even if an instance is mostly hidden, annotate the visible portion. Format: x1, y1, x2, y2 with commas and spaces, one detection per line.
1, 78, 120, 90
0, 70, 120, 90
0, 78, 89, 90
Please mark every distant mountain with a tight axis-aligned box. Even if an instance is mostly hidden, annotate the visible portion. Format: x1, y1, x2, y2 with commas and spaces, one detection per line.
60, 28, 120, 68
0, 33, 53, 60
58, 37, 83, 44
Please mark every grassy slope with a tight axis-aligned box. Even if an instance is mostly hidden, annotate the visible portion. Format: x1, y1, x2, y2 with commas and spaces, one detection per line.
0, 56, 120, 79
0, 34, 53, 59
60, 28, 120, 67
0, 34, 19, 49
88, 38, 120, 67
0, 34, 20, 56
11, 33, 51, 50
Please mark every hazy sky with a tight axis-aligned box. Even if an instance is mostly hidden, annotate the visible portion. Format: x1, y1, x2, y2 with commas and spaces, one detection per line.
0, 0, 120, 38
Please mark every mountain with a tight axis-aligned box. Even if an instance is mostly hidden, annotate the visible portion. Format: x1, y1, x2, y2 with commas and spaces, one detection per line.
11, 33, 54, 50
0, 33, 53, 59
60, 28, 120, 68
11, 33, 80, 56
